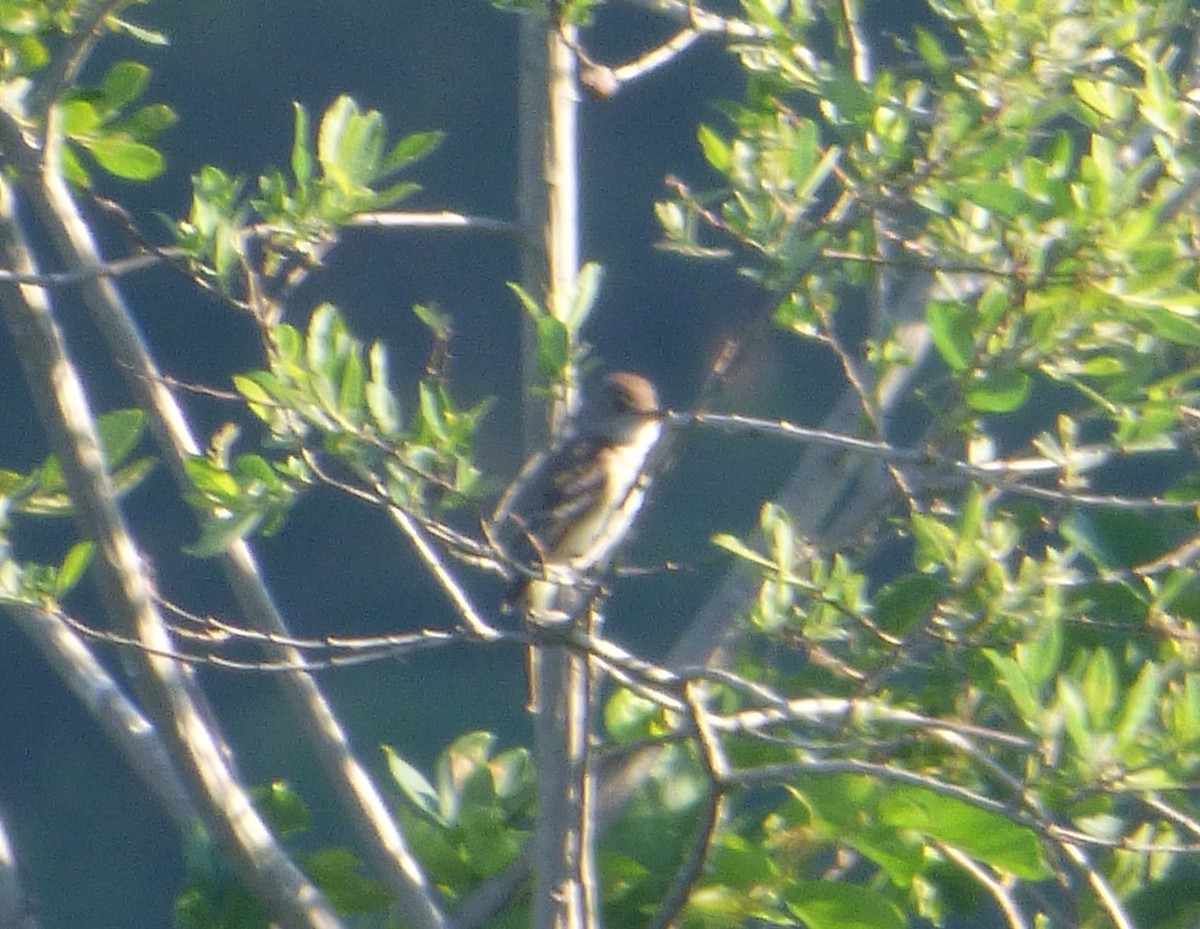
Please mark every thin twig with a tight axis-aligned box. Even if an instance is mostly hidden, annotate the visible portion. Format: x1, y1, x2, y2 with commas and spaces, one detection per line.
645, 683, 728, 929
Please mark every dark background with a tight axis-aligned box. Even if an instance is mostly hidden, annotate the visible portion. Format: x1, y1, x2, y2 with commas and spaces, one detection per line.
0, 2, 925, 927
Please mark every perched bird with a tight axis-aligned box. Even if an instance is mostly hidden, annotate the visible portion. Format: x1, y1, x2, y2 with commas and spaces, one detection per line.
503, 371, 663, 620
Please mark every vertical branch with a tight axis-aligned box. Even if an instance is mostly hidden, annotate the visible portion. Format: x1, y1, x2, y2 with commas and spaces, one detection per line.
518, 6, 595, 929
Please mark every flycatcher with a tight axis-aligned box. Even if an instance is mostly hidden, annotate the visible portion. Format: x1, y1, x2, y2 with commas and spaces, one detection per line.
503, 371, 663, 619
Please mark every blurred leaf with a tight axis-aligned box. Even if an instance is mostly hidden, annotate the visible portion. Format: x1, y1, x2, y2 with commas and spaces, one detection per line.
383, 129, 443, 174
880, 787, 1050, 880
784, 881, 905, 929
54, 541, 94, 596
966, 368, 1031, 413
873, 575, 940, 634
83, 135, 164, 180
100, 60, 150, 110
304, 848, 390, 914
926, 299, 974, 372
252, 781, 310, 838
383, 745, 441, 821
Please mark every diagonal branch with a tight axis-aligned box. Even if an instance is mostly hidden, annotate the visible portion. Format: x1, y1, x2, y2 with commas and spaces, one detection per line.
0, 104, 448, 929
0, 172, 345, 929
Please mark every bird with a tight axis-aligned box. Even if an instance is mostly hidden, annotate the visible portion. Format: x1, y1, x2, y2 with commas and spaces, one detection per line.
502, 371, 664, 622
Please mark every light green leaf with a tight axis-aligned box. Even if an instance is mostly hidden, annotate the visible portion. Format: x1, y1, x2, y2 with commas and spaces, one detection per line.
383, 130, 444, 174
698, 124, 731, 173
927, 299, 975, 372
382, 745, 441, 820
784, 881, 905, 929
966, 368, 1031, 413
365, 342, 402, 436
880, 787, 1050, 880
291, 102, 313, 188
1116, 663, 1160, 754
55, 542, 95, 596
83, 135, 164, 180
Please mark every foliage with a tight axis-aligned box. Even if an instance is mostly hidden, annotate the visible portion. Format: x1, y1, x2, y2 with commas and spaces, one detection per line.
173, 94, 441, 296
6, 1, 1200, 929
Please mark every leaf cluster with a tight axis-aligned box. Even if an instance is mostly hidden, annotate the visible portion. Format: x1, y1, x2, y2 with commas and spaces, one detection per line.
184, 303, 490, 556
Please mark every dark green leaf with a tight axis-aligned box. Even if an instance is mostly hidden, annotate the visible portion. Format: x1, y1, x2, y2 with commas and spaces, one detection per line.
101, 61, 150, 110
873, 575, 940, 634
252, 781, 310, 837
304, 848, 391, 914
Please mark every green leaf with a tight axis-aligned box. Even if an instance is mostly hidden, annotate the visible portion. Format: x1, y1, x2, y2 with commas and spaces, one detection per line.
507, 281, 543, 317
184, 510, 262, 557
97, 408, 146, 468
982, 650, 1042, 719
383, 130, 444, 174
304, 847, 391, 914
564, 261, 603, 335
605, 688, 666, 744
253, 781, 310, 837
418, 381, 447, 442
707, 833, 775, 889
383, 745, 441, 820
111, 457, 156, 500
784, 881, 905, 929
291, 102, 313, 189
83, 135, 164, 180
108, 17, 169, 45
1061, 509, 1166, 570
54, 542, 94, 596
534, 314, 570, 378
955, 181, 1045, 219
880, 786, 1050, 880
698, 124, 732, 173
338, 345, 365, 415
116, 103, 177, 139
965, 368, 1031, 413
711, 532, 773, 570
926, 299, 974, 372
1014, 613, 1062, 688
365, 342, 402, 436
1115, 663, 1160, 754
184, 456, 241, 502
101, 61, 151, 110
1081, 649, 1117, 730
873, 575, 940, 634
62, 98, 101, 135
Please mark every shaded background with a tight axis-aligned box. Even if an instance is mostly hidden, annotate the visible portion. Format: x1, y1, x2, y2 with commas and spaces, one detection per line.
0, 2, 928, 926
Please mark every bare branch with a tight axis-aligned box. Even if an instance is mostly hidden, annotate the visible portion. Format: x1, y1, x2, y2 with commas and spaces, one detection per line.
937, 845, 1029, 929
645, 684, 728, 929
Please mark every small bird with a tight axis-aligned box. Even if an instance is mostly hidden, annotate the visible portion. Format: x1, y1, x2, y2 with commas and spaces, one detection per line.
503, 371, 664, 620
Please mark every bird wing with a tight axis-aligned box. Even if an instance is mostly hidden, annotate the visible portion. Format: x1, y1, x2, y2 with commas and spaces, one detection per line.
523, 436, 609, 553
